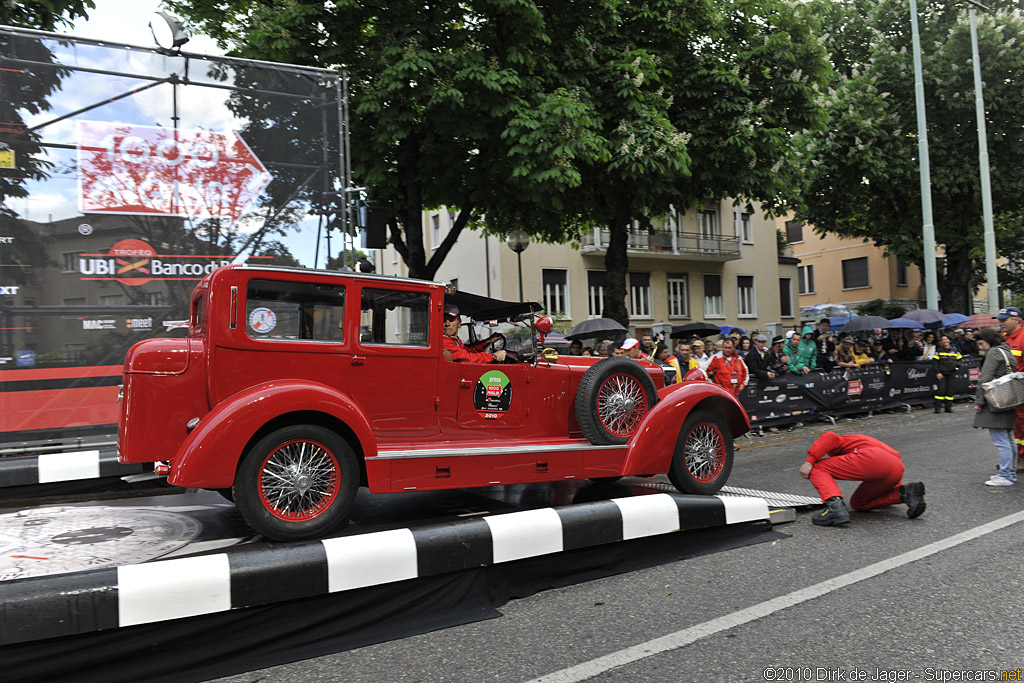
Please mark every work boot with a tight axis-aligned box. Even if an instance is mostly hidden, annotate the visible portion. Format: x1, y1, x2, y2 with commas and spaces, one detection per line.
812, 496, 850, 526
944, 403, 953, 413
934, 404, 942, 414
899, 482, 926, 519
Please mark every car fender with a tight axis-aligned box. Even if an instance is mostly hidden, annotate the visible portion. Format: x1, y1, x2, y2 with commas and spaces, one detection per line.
168, 380, 377, 489
621, 382, 749, 476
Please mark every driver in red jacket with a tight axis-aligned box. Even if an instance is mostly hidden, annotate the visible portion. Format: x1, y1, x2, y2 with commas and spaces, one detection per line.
443, 303, 506, 363
800, 431, 926, 526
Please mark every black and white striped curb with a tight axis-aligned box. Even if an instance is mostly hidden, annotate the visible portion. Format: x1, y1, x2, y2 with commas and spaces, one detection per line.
0, 448, 146, 488
0, 492, 768, 645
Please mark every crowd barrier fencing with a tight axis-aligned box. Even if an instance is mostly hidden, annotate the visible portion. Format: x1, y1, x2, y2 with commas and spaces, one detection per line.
736, 357, 983, 428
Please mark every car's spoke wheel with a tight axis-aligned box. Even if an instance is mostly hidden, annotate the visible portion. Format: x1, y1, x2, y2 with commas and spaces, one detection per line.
597, 374, 648, 437
575, 358, 658, 445
257, 439, 340, 521
668, 409, 733, 495
234, 424, 358, 541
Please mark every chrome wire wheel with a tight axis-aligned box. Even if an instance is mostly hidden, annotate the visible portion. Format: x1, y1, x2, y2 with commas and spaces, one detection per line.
257, 439, 340, 522
684, 423, 726, 483
597, 373, 648, 437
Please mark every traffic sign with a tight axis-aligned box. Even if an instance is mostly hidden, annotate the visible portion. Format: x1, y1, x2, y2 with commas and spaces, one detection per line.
76, 121, 272, 223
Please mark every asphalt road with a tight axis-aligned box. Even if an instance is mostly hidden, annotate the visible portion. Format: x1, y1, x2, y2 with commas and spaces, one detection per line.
209, 406, 1024, 683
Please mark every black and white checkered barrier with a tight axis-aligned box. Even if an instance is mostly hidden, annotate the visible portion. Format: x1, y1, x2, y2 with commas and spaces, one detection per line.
0, 492, 768, 645
0, 448, 145, 488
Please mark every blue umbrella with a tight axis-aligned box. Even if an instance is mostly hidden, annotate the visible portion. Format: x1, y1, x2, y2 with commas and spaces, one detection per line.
828, 315, 855, 332
718, 325, 746, 335
903, 308, 945, 324
941, 313, 971, 327
888, 317, 924, 329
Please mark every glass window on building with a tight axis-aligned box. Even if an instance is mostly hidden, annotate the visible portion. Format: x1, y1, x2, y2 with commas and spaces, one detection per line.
737, 275, 755, 317
698, 210, 718, 239
741, 213, 753, 244
587, 270, 605, 318
542, 268, 569, 318
786, 220, 804, 243
431, 214, 440, 249
629, 272, 651, 318
779, 278, 794, 317
842, 257, 870, 289
62, 251, 83, 273
798, 265, 814, 294
703, 273, 723, 318
667, 275, 689, 318
896, 256, 909, 287
99, 294, 125, 306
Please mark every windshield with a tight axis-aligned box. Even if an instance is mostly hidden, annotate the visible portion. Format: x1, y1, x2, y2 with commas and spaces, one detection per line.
467, 319, 536, 355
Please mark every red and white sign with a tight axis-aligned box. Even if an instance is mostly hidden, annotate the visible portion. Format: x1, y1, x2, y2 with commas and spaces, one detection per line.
847, 380, 862, 396
77, 121, 272, 223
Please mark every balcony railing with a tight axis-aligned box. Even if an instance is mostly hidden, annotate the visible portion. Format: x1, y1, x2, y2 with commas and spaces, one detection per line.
580, 228, 741, 260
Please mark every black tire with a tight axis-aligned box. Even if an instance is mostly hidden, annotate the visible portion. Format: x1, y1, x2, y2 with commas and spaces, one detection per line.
575, 358, 658, 445
668, 409, 733, 495
233, 424, 359, 542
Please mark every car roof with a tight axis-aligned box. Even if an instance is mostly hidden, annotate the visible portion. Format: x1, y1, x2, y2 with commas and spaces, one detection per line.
231, 263, 445, 287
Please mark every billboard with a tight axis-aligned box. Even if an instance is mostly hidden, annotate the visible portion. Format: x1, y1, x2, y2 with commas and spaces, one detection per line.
0, 28, 346, 445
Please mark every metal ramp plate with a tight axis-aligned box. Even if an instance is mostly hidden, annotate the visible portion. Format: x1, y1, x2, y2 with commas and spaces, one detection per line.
620, 477, 820, 508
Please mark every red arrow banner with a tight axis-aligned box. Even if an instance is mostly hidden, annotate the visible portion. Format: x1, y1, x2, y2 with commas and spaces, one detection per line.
76, 121, 272, 223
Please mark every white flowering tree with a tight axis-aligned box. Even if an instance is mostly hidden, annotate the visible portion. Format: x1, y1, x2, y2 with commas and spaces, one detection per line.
796, 0, 1024, 312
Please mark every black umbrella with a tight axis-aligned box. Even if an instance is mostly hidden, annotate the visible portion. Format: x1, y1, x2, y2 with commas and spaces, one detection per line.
902, 308, 945, 325
840, 315, 892, 333
670, 322, 723, 338
565, 317, 628, 341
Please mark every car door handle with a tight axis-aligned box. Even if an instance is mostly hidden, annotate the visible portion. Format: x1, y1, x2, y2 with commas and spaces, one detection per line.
460, 378, 473, 388
351, 355, 366, 366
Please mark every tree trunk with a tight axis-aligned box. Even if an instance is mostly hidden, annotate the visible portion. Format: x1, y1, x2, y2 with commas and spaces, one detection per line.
602, 193, 633, 327
399, 133, 428, 280
942, 244, 975, 314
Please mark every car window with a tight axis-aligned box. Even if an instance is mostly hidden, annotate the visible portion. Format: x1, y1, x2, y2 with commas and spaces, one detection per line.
245, 279, 345, 342
360, 287, 430, 346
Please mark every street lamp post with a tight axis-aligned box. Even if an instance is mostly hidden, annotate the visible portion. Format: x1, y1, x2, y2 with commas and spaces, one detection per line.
966, 0, 999, 313
909, 0, 940, 310
506, 230, 530, 302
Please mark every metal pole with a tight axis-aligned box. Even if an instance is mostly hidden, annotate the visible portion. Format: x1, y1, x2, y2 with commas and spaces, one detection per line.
517, 251, 523, 302
968, 6, 999, 313
910, 0, 940, 310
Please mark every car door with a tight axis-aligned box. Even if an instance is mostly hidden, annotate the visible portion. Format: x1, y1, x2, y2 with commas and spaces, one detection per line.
456, 361, 529, 429
347, 283, 439, 432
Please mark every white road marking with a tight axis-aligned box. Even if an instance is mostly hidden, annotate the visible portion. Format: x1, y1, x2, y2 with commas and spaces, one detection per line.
525, 510, 1024, 683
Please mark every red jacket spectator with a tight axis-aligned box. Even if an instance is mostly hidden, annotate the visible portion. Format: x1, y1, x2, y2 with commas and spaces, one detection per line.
706, 340, 748, 395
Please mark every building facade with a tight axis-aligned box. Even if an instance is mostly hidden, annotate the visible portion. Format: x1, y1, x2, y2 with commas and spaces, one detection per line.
373, 199, 801, 340
784, 219, 924, 315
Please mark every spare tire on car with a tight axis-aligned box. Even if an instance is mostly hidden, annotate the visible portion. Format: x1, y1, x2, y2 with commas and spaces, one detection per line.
575, 358, 658, 445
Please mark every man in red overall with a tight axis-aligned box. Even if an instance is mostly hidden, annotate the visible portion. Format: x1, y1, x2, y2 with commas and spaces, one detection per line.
707, 338, 748, 396
997, 307, 1024, 463
799, 431, 926, 526
442, 304, 506, 363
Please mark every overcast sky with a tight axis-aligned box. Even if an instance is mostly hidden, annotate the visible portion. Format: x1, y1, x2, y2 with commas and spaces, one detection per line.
60, 0, 224, 55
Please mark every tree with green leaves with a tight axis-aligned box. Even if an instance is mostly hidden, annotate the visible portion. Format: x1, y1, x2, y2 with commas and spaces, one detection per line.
169, 0, 603, 280
795, 0, 1024, 312
0, 1, 94, 31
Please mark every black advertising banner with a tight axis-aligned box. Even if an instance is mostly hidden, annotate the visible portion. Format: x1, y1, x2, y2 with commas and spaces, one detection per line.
953, 355, 982, 398
800, 370, 849, 410
842, 365, 894, 410
886, 361, 937, 405
738, 357, 983, 425
740, 375, 819, 425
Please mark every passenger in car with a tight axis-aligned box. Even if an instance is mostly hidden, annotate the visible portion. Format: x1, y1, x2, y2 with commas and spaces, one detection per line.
442, 303, 506, 363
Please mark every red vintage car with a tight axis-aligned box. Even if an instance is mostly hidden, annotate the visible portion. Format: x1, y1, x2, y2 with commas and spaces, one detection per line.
118, 265, 749, 541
